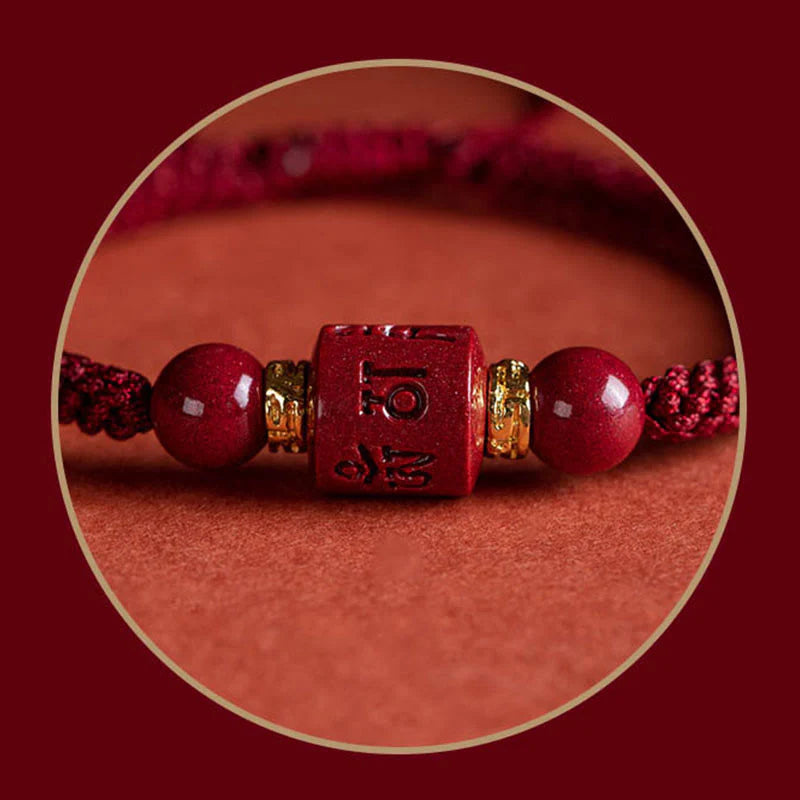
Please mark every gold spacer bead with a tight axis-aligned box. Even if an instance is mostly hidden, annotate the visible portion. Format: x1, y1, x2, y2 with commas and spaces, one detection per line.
485, 359, 531, 459
264, 360, 310, 454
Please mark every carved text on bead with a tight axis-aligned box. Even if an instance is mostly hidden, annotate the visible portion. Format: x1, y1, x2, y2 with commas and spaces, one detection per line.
334, 445, 435, 489
360, 361, 428, 420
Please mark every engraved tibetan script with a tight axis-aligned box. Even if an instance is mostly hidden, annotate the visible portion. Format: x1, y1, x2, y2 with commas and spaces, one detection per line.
334, 445, 436, 489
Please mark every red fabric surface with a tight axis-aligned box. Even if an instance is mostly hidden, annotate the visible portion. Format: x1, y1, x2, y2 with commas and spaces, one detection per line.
60, 70, 737, 748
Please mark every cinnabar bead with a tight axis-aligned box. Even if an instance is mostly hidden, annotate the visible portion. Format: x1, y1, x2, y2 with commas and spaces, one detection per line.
150, 343, 266, 469
530, 347, 645, 474
310, 325, 486, 496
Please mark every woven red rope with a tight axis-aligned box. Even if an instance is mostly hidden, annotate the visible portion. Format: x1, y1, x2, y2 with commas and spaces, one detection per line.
641, 355, 739, 442
59, 352, 152, 440
111, 120, 701, 269
59, 352, 739, 444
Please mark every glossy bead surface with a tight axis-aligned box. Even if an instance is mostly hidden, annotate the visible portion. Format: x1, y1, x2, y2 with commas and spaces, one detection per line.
530, 347, 644, 474
151, 343, 266, 469
310, 325, 486, 496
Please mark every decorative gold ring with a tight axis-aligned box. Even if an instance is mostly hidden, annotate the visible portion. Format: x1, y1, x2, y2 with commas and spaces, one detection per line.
485, 359, 531, 459
264, 360, 309, 453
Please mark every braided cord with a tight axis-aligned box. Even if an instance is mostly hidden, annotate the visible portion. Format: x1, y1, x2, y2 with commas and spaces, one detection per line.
59, 352, 152, 440
641, 356, 739, 442
111, 121, 699, 268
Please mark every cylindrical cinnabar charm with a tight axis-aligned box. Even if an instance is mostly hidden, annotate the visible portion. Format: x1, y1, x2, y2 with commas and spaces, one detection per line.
310, 325, 486, 496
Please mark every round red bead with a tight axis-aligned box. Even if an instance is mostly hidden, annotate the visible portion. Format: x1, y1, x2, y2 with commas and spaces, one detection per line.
530, 347, 645, 474
150, 343, 266, 469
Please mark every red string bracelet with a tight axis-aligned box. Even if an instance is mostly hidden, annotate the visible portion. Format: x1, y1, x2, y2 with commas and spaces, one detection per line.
113, 119, 703, 269
61, 119, 739, 496
59, 344, 739, 495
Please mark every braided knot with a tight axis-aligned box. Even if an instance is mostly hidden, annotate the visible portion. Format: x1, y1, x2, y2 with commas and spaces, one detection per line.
59, 352, 153, 440
641, 355, 739, 442
113, 128, 440, 231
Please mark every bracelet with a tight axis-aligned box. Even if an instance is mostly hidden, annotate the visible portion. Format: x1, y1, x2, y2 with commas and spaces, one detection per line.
60, 342, 738, 496
59, 118, 739, 497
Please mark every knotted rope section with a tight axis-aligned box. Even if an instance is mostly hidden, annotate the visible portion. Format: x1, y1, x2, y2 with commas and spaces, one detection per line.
59, 352, 153, 440
110, 121, 699, 268
641, 356, 739, 442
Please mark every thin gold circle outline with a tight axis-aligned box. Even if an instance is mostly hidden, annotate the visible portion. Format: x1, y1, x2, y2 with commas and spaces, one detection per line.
51, 58, 746, 755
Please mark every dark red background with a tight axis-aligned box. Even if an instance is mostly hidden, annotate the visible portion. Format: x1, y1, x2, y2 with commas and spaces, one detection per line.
7, 4, 794, 795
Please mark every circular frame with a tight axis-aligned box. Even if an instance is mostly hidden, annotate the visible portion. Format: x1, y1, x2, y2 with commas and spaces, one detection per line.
51, 58, 746, 754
